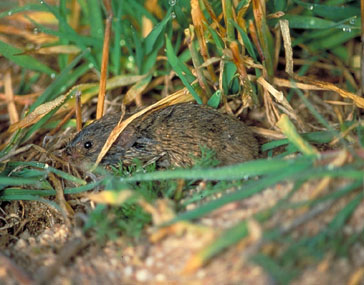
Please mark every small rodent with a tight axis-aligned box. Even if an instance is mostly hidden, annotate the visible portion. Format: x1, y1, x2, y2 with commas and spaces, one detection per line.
66, 102, 259, 168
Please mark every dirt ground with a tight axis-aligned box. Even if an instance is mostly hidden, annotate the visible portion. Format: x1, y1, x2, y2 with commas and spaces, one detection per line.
2, 178, 364, 285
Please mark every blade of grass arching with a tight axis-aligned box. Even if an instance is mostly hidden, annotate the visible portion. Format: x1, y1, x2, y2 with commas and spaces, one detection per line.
1, 195, 62, 211
292, 0, 359, 21
283, 15, 340, 30
166, 160, 312, 223
0, 188, 56, 199
64, 181, 102, 194
28, 49, 89, 113
0, 40, 55, 75
0, 181, 102, 201
144, 8, 172, 55
0, 3, 47, 19
21, 90, 76, 143
309, 29, 360, 52
292, 28, 340, 47
165, 36, 202, 104
0, 177, 45, 186
123, 157, 314, 182
181, 162, 363, 224
9, 161, 86, 185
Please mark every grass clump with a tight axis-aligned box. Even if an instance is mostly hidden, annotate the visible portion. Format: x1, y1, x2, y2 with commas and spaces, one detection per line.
0, 0, 363, 283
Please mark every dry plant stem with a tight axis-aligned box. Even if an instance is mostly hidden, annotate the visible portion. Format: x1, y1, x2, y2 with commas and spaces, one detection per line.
250, 126, 286, 139
185, 27, 212, 99
274, 78, 324, 91
0, 144, 33, 162
230, 41, 248, 78
201, 0, 226, 36
349, 269, 364, 285
96, 2, 113, 119
248, 20, 264, 61
75, 90, 82, 132
273, 23, 281, 71
4, 70, 19, 124
0, 92, 39, 105
292, 74, 364, 108
190, 0, 216, 82
49, 109, 75, 136
69, 0, 81, 30
0, 253, 33, 285
279, 20, 293, 75
48, 172, 73, 223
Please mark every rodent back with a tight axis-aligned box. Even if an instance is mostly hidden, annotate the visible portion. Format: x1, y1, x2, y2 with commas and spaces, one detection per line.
66, 103, 259, 167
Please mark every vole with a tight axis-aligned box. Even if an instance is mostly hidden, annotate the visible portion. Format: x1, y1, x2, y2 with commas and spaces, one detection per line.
65, 102, 259, 168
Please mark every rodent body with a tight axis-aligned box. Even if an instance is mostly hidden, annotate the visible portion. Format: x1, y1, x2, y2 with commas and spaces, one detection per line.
66, 102, 259, 168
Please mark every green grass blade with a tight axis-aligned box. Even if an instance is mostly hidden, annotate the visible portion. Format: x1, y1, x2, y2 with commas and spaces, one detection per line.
123, 157, 313, 182
165, 35, 202, 104
0, 4, 47, 18
0, 40, 55, 75
167, 161, 312, 223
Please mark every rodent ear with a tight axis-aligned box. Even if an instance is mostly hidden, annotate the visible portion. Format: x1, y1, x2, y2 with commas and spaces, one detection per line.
116, 127, 138, 149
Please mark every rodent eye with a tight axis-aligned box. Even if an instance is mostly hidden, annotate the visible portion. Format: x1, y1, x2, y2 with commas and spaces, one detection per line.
84, 141, 93, 149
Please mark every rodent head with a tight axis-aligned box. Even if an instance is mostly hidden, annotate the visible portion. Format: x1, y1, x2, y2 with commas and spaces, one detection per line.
65, 113, 143, 169
65, 113, 120, 167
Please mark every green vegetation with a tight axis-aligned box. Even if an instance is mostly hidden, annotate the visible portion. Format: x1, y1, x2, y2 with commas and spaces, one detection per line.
0, 0, 362, 283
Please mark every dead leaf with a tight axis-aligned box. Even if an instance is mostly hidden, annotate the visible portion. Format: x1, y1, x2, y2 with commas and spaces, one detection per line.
8, 94, 67, 133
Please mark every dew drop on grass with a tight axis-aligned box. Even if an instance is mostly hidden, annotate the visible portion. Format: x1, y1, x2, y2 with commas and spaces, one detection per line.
171, 12, 176, 19
50, 73, 56, 79
7, 11, 12, 16
342, 27, 352, 32
88, 63, 94, 68
119, 39, 126, 46
169, 0, 177, 7
33, 28, 39, 34
308, 5, 314, 10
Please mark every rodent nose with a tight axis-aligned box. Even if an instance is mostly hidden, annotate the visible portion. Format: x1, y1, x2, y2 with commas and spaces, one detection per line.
64, 145, 73, 157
